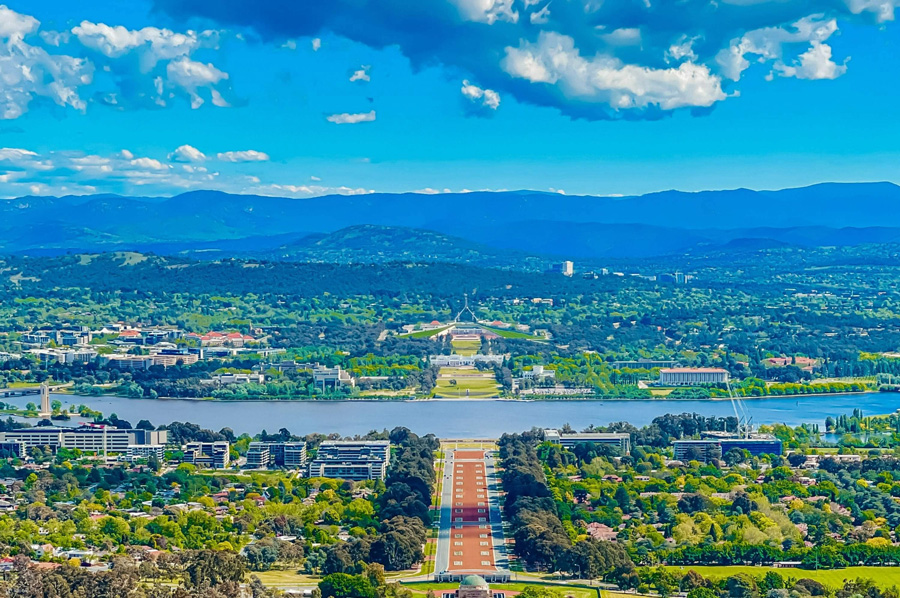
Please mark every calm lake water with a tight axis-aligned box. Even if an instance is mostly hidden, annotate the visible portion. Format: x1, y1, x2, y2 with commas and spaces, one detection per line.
13, 392, 897, 438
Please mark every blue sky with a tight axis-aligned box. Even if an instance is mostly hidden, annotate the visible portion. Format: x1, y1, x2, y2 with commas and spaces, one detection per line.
1, 0, 900, 198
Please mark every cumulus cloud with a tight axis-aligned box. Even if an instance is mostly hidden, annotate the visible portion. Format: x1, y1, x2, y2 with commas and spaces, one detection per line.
71, 22, 217, 71
153, 0, 886, 120
776, 41, 848, 80
168, 144, 206, 162
452, 0, 518, 24
503, 32, 725, 111
166, 57, 229, 108
130, 157, 168, 170
0, 6, 93, 120
311, 37, 321, 51
0, 147, 373, 198
0, 6, 235, 119
216, 150, 270, 162
326, 110, 376, 124
716, 15, 844, 82
461, 80, 501, 113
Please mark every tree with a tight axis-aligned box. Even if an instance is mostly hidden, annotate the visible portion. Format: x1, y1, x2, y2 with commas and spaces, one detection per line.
319, 573, 377, 598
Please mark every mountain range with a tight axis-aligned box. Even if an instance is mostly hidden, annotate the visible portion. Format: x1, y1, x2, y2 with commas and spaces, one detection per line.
5, 182, 900, 261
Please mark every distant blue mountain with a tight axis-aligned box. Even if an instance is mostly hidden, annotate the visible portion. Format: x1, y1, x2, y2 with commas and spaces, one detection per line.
3, 182, 900, 259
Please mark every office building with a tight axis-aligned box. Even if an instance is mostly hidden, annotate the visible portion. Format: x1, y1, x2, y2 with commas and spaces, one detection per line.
127, 429, 168, 446
674, 436, 782, 462
184, 441, 230, 469
308, 440, 390, 481
246, 443, 270, 469
312, 365, 355, 390
0, 441, 24, 458
658, 367, 729, 386
549, 261, 574, 277
126, 445, 165, 461
612, 359, 678, 369
543, 430, 631, 454
246, 441, 307, 469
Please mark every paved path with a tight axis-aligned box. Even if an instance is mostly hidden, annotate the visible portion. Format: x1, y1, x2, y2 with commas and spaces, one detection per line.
434, 444, 509, 581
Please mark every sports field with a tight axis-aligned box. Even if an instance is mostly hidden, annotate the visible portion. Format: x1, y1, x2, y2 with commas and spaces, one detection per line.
665, 565, 900, 589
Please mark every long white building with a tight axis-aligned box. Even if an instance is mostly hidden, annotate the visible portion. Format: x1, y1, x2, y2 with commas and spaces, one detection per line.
0, 426, 167, 454
658, 368, 729, 386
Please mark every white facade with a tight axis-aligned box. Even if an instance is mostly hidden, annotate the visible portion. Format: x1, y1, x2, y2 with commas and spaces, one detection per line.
658, 368, 729, 386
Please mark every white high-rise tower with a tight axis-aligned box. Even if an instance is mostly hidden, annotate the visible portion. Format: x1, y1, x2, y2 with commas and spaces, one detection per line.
38, 382, 51, 419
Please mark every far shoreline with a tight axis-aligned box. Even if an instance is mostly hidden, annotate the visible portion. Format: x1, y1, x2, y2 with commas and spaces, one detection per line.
47, 388, 878, 404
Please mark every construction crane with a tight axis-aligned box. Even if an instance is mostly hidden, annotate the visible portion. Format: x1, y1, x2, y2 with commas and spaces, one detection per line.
726, 379, 753, 439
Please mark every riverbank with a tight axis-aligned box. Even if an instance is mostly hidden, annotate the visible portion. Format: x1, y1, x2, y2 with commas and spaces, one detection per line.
23, 390, 893, 437
37, 388, 876, 403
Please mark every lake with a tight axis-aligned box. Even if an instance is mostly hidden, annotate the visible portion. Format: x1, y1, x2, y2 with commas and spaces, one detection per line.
15, 391, 898, 438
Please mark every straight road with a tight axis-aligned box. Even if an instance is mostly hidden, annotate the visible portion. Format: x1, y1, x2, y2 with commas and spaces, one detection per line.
434, 442, 509, 581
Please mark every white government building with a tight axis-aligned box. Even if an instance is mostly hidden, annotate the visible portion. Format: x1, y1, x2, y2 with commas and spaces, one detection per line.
658, 367, 729, 386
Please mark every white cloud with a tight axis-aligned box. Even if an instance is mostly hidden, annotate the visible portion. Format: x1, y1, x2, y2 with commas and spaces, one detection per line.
844, 0, 900, 21
216, 150, 270, 162
0, 7, 93, 120
311, 38, 321, 51
599, 28, 642, 46
0, 6, 38, 40
0, 147, 38, 161
776, 41, 848, 79
166, 57, 229, 108
326, 110, 376, 124
349, 66, 371, 82
461, 80, 501, 110
453, 0, 519, 24
282, 39, 297, 50
130, 157, 168, 170
530, 4, 551, 24
119, 149, 134, 160
716, 15, 840, 81
503, 32, 726, 110
168, 144, 206, 162
254, 183, 374, 197
310, 175, 321, 181
71, 22, 217, 71
666, 37, 698, 63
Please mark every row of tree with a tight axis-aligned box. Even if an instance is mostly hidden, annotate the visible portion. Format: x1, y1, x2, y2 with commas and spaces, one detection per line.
498, 433, 634, 583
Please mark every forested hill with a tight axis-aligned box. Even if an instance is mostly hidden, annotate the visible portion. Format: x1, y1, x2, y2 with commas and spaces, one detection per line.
6, 244, 900, 300
258, 224, 547, 267
0, 253, 615, 298
6, 182, 900, 259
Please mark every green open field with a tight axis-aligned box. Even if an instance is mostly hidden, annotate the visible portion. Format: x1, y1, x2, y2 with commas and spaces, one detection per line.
252, 570, 322, 587
433, 368, 500, 399
481, 325, 546, 341
450, 338, 482, 355
406, 326, 452, 339
665, 565, 900, 589
433, 367, 500, 398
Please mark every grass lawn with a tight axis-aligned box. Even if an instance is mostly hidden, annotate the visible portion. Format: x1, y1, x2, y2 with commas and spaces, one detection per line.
252, 570, 321, 587
403, 581, 599, 598
451, 339, 482, 356
433, 367, 500, 398
480, 325, 546, 341
649, 388, 673, 397
664, 565, 900, 589
407, 326, 452, 339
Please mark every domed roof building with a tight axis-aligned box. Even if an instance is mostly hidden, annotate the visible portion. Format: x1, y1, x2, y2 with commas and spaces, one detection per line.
454, 575, 494, 598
